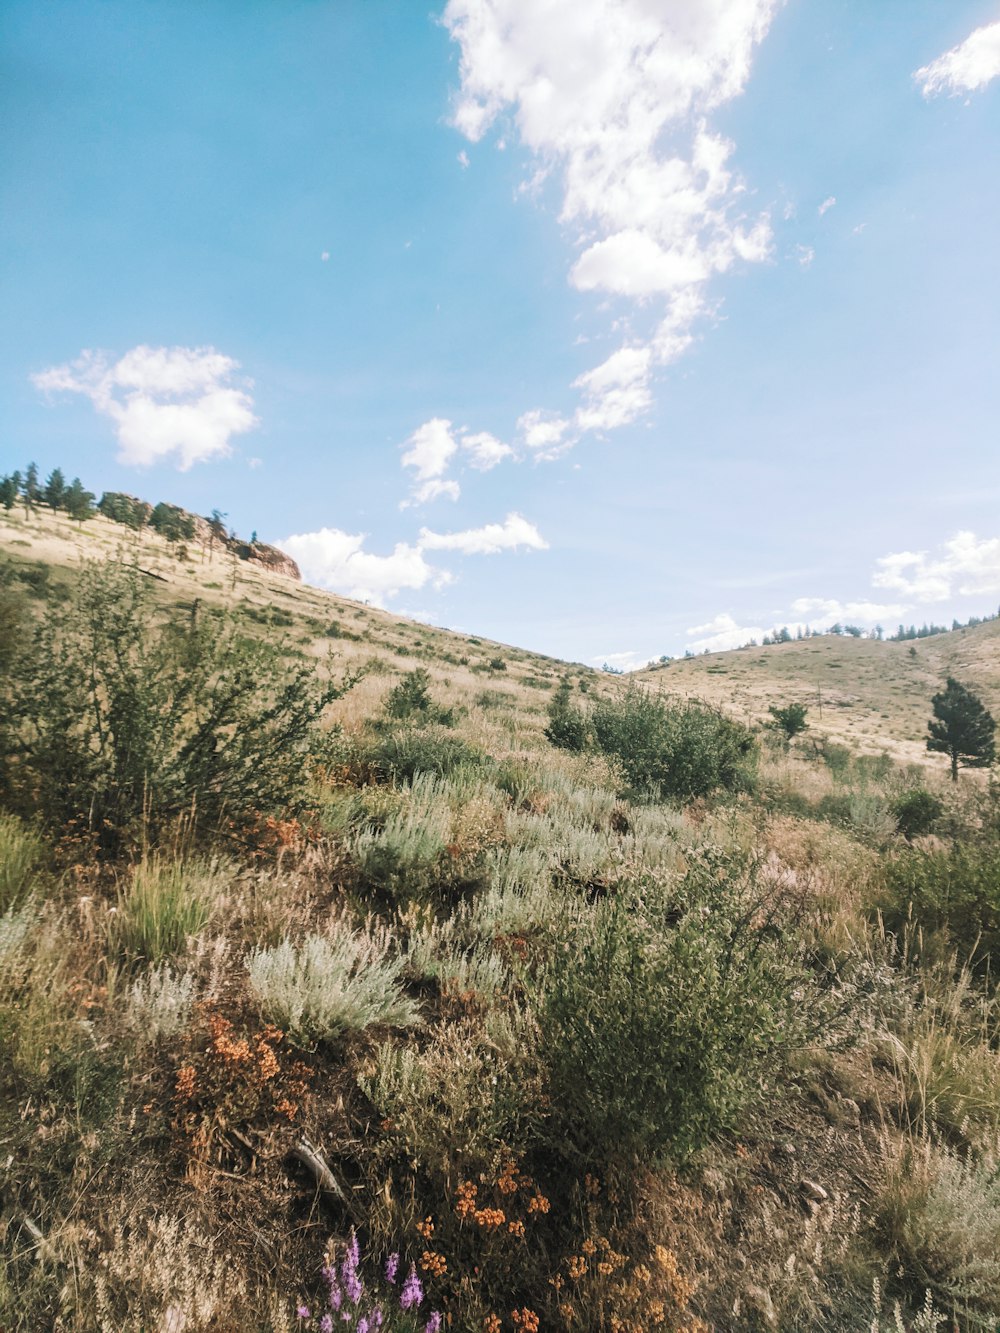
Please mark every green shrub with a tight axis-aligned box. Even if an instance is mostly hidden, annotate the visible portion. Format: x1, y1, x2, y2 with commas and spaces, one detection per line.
769, 702, 809, 739
544, 677, 589, 751
383, 668, 454, 726
362, 726, 481, 783
246, 926, 420, 1045
892, 790, 945, 841
881, 845, 1000, 972
0, 562, 355, 846
534, 850, 810, 1165
591, 683, 757, 801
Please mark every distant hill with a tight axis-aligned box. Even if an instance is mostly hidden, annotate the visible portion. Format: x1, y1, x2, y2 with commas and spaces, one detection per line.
636, 625, 1000, 771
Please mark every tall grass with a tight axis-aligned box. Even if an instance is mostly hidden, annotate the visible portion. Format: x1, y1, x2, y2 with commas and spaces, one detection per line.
0, 811, 43, 913
108, 857, 223, 965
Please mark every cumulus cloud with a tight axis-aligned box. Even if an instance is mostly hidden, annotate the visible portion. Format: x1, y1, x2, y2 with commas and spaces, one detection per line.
31, 345, 257, 470
419, 511, 548, 555
399, 418, 515, 502
685, 612, 768, 653
401, 417, 459, 484
278, 528, 443, 605
873, 531, 1000, 603
442, 0, 778, 450
280, 511, 547, 605
914, 20, 1000, 97
573, 345, 653, 434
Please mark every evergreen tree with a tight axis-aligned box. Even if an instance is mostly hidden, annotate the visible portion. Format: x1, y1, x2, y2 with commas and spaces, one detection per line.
0, 475, 16, 510
24, 461, 41, 508
927, 677, 996, 782
64, 477, 95, 522
43, 467, 66, 510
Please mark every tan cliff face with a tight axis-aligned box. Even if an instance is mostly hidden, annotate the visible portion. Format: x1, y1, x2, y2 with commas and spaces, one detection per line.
232, 540, 301, 581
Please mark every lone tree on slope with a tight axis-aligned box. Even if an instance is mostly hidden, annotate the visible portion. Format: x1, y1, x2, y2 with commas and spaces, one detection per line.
927, 677, 996, 782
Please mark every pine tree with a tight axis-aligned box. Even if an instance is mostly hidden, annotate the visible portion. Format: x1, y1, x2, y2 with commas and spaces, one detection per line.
927, 677, 996, 782
0, 475, 17, 510
43, 467, 66, 510
24, 462, 40, 506
64, 477, 95, 523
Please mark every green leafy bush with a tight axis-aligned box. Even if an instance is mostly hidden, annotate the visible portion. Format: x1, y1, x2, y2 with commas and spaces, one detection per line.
892, 789, 945, 841
0, 562, 353, 846
769, 702, 809, 739
383, 668, 454, 726
591, 683, 757, 801
535, 850, 810, 1164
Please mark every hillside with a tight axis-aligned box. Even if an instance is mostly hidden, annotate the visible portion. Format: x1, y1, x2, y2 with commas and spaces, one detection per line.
637, 625, 1000, 772
3, 501, 1000, 1332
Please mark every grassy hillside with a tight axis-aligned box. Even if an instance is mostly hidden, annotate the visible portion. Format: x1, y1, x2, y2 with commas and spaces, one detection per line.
638, 624, 1000, 771
2, 504, 1000, 1332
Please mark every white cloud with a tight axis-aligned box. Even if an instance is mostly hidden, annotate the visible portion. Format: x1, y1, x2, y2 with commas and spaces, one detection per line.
443, 0, 778, 449
914, 20, 1000, 97
419, 511, 548, 555
408, 478, 462, 506
401, 416, 458, 481
686, 612, 767, 653
321, 251, 330, 261
591, 649, 647, 671
571, 229, 708, 298
790, 597, 904, 624
462, 430, 513, 470
279, 528, 444, 605
796, 244, 815, 268
873, 531, 1000, 603
573, 345, 653, 433
31, 345, 257, 470
517, 408, 573, 457
818, 195, 836, 215
458, 149, 471, 168
281, 511, 548, 605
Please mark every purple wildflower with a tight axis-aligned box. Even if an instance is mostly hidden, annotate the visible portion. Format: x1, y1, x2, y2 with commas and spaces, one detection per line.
372, 1309, 383, 1328
329, 1285, 342, 1312
319, 1318, 333, 1333
384, 1252, 399, 1285
296, 1306, 311, 1320
357, 1321, 370, 1333
400, 1266, 423, 1311
340, 1231, 363, 1305
425, 1314, 443, 1333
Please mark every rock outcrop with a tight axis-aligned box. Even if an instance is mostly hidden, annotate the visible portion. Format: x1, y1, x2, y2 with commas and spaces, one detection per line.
232, 541, 301, 581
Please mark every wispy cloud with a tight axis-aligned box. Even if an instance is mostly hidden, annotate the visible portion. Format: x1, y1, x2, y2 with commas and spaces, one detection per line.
31, 345, 257, 470
818, 195, 836, 216
419, 511, 548, 555
914, 19, 1000, 97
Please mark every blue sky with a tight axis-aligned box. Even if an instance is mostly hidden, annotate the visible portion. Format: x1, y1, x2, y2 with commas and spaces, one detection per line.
3, 1, 1000, 666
